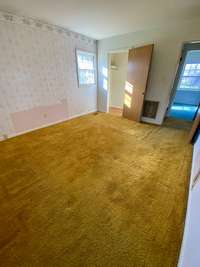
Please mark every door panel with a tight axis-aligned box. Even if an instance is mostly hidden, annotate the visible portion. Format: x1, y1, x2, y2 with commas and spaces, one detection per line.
123, 44, 154, 122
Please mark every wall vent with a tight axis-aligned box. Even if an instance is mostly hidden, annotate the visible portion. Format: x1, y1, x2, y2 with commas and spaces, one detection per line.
143, 100, 159, 119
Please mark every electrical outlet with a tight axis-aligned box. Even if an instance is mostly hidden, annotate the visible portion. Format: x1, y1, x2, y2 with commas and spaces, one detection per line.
43, 113, 47, 118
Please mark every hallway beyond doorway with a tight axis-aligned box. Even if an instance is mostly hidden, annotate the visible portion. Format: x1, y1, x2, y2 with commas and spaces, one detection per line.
169, 103, 198, 121
168, 43, 200, 121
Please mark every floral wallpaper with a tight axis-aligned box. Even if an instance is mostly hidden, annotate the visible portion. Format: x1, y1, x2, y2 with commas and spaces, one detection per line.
0, 11, 97, 138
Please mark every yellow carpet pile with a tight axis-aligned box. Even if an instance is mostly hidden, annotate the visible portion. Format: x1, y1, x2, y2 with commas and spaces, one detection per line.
0, 113, 192, 266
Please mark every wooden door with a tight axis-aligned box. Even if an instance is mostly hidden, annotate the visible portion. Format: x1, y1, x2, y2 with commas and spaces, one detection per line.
123, 44, 154, 122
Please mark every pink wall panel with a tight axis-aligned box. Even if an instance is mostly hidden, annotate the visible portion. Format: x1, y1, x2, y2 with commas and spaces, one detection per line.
11, 101, 68, 133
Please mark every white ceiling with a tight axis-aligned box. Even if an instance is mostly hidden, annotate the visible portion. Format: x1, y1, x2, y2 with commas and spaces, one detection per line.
0, 0, 200, 39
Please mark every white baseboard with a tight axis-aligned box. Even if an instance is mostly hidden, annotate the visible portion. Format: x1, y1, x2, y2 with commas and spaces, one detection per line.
4, 109, 97, 141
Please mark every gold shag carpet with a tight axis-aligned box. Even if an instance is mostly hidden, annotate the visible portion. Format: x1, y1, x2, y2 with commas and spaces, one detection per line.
0, 113, 192, 267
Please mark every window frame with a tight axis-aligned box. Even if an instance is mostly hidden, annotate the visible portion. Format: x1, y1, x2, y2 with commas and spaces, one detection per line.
75, 49, 96, 87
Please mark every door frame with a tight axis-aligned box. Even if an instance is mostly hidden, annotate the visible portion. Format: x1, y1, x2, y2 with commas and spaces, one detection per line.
106, 48, 130, 113
167, 41, 200, 116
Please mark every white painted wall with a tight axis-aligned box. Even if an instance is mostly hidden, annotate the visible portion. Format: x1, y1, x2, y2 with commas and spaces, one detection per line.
0, 11, 97, 138
178, 131, 200, 267
97, 19, 200, 124
109, 52, 128, 108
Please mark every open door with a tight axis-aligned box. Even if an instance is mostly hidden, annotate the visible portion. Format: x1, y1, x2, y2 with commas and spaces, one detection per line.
123, 44, 154, 122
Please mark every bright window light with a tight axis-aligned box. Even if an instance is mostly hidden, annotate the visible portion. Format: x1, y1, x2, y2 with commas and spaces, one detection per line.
179, 63, 200, 91
76, 50, 96, 86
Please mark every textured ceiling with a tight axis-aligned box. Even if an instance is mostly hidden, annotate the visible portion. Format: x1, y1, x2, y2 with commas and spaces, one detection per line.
0, 0, 200, 39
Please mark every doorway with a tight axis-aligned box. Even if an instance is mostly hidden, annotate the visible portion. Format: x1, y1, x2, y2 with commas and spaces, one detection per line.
108, 45, 154, 121
168, 43, 200, 121
108, 51, 128, 116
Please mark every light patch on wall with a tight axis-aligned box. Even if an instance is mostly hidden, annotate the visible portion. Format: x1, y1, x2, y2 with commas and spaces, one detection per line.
102, 67, 108, 91
125, 81, 133, 94
124, 81, 133, 108
102, 67, 108, 78
124, 93, 132, 108
103, 79, 108, 91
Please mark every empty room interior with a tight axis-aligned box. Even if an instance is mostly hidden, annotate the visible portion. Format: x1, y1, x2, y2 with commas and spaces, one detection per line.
0, 1, 200, 267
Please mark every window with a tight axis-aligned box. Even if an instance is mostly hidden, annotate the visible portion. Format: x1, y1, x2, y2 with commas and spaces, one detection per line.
76, 50, 96, 86
178, 63, 200, 91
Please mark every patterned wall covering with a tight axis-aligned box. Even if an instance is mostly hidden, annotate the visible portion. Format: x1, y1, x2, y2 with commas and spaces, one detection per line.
0, 11, 97, 138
